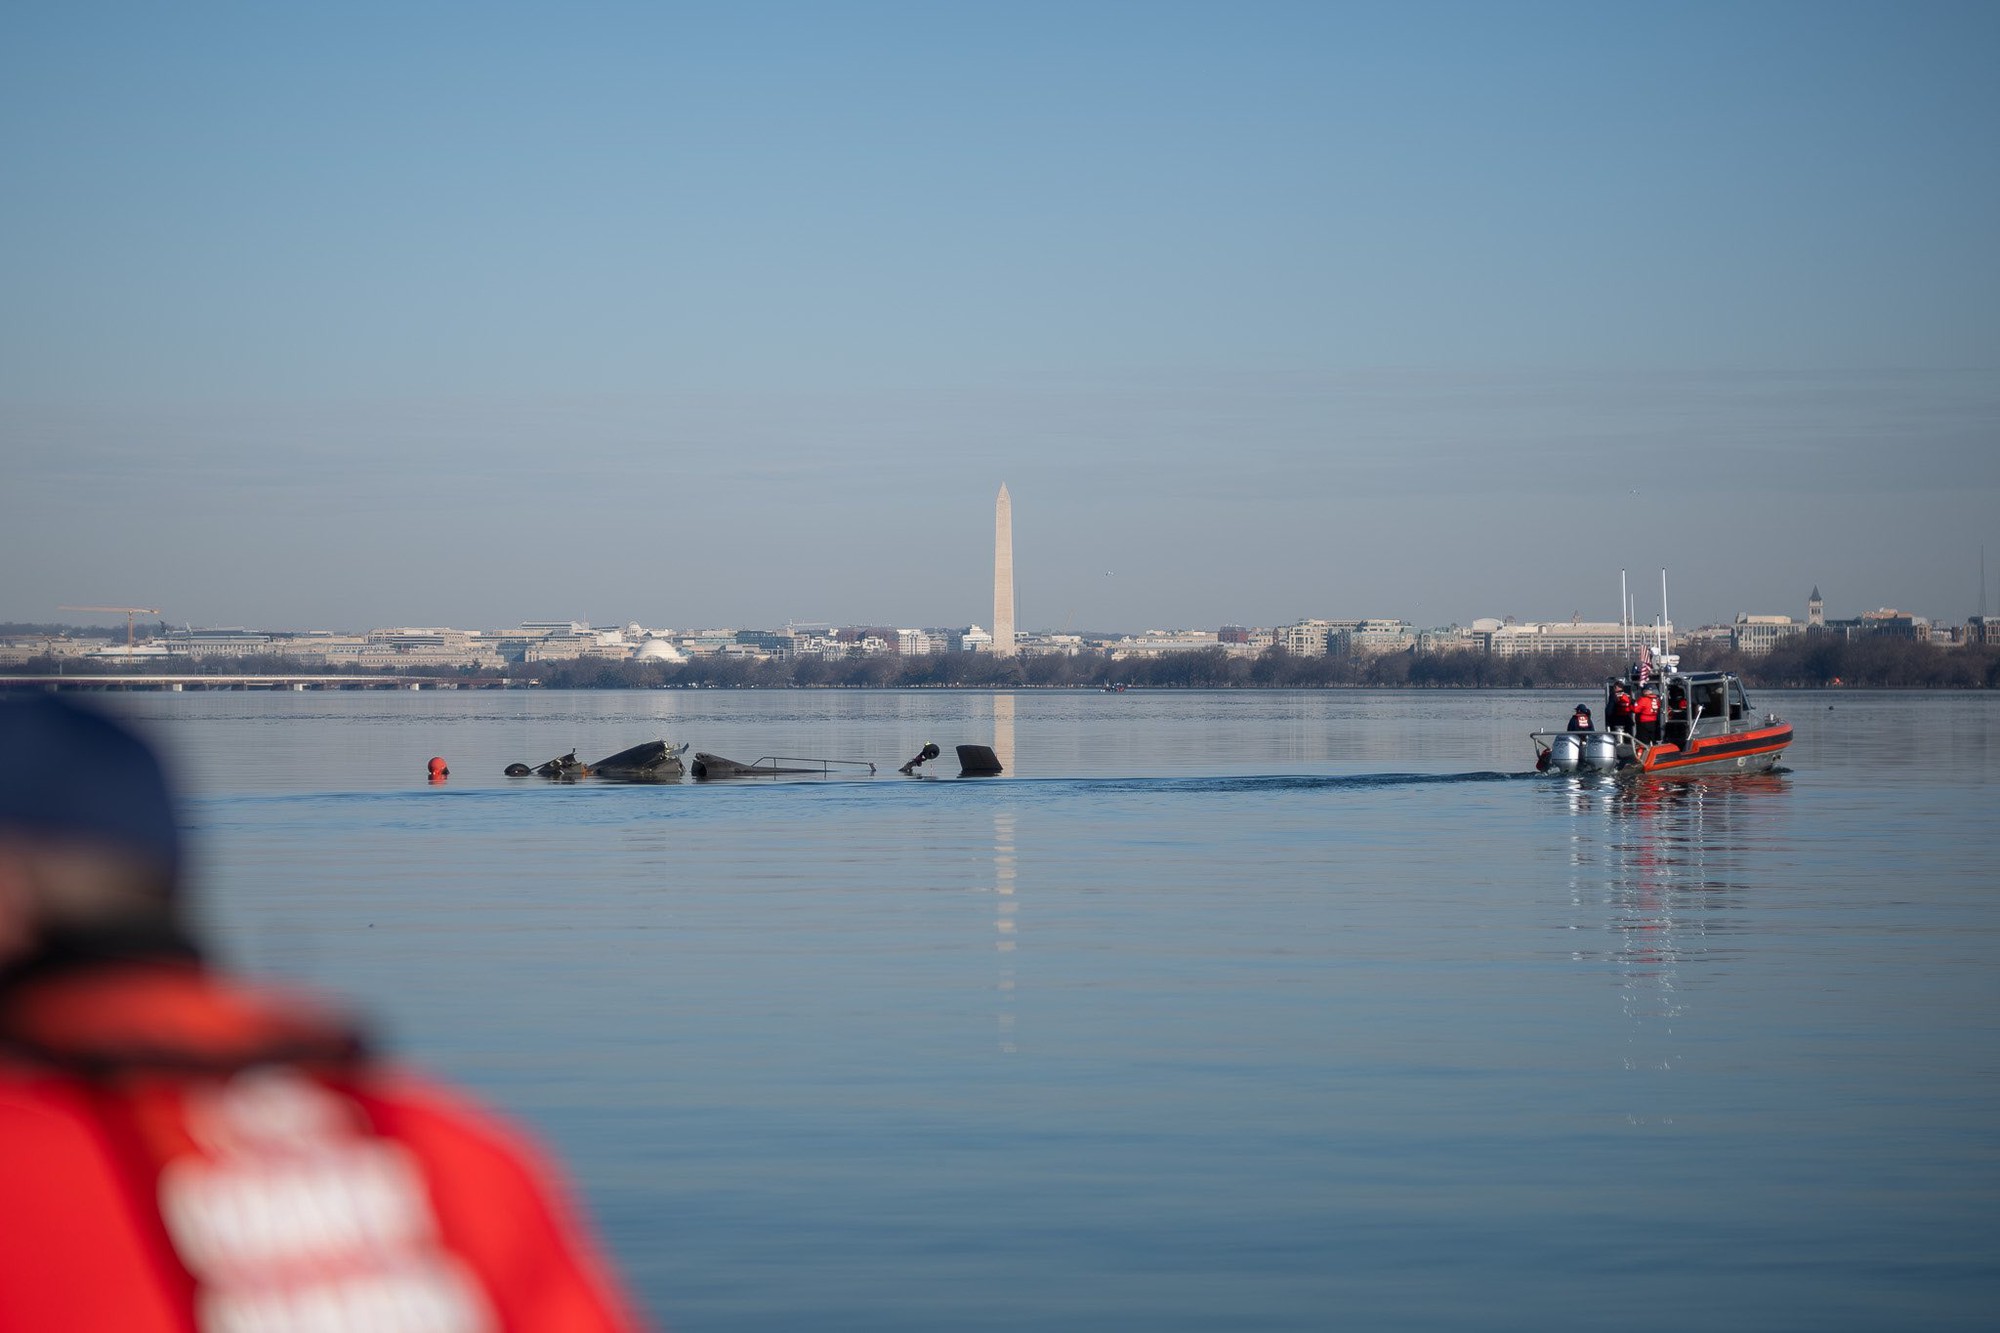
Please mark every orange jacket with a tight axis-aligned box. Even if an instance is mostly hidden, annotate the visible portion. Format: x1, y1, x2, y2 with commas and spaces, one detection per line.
1630, 693, 1660, 723
0, 961, 649, 1333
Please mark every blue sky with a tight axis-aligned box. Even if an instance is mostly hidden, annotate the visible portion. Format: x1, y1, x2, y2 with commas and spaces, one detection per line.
4, 1, 1996, 633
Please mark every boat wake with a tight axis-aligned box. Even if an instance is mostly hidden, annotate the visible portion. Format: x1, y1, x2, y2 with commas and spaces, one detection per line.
1053, 771, 1537, 795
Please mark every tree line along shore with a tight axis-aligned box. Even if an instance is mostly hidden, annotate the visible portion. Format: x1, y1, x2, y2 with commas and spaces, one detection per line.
5, 636, 1996, 691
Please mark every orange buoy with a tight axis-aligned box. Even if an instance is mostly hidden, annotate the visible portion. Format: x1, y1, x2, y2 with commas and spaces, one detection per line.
427, 756, 449, 779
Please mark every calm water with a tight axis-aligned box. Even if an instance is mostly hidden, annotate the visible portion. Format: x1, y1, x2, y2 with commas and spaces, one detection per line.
88, 689, 2000, 1330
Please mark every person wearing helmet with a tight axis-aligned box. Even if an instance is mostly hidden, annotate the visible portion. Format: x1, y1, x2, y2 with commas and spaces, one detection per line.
1567, 704, 1593, 732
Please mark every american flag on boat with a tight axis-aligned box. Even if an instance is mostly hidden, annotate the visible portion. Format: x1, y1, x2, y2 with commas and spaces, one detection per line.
1636, 645, 1653, 686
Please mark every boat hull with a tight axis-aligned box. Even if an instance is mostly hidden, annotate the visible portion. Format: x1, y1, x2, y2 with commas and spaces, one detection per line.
1533, 723, 1792, 778
1634, 723, 1792, 776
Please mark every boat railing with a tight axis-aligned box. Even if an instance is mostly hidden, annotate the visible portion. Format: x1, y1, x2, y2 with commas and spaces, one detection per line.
1529, 725, 1638, 746
736, 756, 878, 775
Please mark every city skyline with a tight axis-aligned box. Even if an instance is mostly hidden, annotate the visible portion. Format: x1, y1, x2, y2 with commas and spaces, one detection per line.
3, 4, 1996, 633
20, 578, 1960, 643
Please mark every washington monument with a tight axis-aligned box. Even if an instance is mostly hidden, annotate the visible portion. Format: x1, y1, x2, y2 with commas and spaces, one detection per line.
993, 484, 1016, 657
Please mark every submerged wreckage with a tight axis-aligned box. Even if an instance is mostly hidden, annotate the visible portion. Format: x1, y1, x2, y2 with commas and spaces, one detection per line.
497, 737, 1005, 782
504, 740, 689, 782
688, 753, 876, 780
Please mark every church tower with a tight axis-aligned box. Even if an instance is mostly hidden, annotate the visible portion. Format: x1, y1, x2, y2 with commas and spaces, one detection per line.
1808, 587, 1824, 628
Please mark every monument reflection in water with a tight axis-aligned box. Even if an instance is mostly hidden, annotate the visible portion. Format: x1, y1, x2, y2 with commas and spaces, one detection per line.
988, 692, 1018, 1054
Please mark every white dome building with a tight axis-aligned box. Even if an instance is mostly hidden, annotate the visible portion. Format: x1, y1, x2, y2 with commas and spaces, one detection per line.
635, 638, 686, 664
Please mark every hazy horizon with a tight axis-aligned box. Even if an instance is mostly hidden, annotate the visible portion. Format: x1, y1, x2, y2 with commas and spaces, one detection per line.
5, 3, 1996, 633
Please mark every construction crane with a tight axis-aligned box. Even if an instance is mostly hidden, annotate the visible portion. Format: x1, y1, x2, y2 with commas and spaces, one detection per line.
59, 605, 161, 649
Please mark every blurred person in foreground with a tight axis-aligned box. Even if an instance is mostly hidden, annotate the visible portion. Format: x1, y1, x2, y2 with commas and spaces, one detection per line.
0, 693, 650, 1332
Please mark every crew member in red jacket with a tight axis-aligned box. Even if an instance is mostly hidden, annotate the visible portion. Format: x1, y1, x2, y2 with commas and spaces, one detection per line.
0, 695, 652, 1332
1630, 687, 1662, 744
1607, 684, 1634, 730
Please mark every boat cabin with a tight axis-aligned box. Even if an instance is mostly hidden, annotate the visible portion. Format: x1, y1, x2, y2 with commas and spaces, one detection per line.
1604, 668, 1756, 747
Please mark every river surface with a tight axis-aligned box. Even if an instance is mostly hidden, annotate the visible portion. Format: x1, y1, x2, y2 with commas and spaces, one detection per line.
89, 688, 2000, 1330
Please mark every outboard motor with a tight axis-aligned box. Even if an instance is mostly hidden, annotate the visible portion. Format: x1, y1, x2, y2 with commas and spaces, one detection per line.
1583, 733, 1620, 772
1547, 734, 1583, 772
900, 742, 942, 775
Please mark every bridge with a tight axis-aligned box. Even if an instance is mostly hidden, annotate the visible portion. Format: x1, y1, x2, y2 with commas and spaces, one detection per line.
0, 674, 515, 692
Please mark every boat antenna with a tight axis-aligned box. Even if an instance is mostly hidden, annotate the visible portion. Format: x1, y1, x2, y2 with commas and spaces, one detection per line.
1620, 569, 1629, 653
1660, 568, 1671, 653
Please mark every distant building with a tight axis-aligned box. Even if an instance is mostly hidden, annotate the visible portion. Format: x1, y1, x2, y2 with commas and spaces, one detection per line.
678, 629, 739, 657
522, 625, 630, 663
1817, 607, 1927, 642
347, 627, 501, 668
1277, 619, 1356, 656
1016, 632, 1085, 657
634, 638, 686, 663
1108, 630, 1220, 660
83, 643, 177, 662
741, 628, 802, 658
501, 621, 615, 664
1276, 621, 1326, 656
1415, 627, 1475, 654
1733, 614, 1803, 655
1486, 621, 1658, 657
1862, 608, 1923, 640
832, 627, 894, 656
0, 636, 104, 664
1330, 619, 1414, 656
1206, 626, 1274, 657
165, 628, 274, 658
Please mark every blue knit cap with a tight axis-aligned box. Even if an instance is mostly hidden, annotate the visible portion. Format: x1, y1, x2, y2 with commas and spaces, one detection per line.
0, 694, 182, 884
